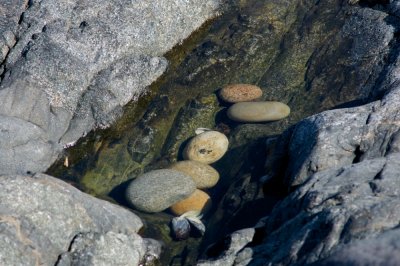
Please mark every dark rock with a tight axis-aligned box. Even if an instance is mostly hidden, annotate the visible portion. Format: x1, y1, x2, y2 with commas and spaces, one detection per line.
198, 2, 400, 265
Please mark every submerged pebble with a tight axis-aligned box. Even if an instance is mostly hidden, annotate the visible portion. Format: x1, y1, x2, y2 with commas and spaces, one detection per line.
219, 84, 263, 103
125, 169, 196, 213
171, 211, 205, 240
171, 216, 191, 240
170, 160, 219, 189
170, 189, 211, 216
183, 131, 229, 164
227, 101, 290, 122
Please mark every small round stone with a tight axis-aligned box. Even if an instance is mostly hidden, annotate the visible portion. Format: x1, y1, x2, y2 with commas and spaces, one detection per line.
170, 189, 211, 216
183, 131, 229, 164
169, 160, 220, 189
219, 84, 263, 103
125, 169, 196, 213
227, 101, 290, 122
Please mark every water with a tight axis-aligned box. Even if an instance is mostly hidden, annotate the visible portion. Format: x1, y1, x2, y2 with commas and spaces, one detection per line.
47, 0, 373, 264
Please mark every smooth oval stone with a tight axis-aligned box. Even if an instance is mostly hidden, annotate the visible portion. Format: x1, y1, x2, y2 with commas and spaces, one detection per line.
125, 169, 196, 213
170, 189, 211, 216
170, 160, 220, 189
183, 131, 229, 164
219, 84, 262, 103
227, 101, 290, 122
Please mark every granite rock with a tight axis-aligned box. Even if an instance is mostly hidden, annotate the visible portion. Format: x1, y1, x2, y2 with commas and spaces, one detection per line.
198, 2, 400, 265
319, 228, 400, 266
0, 0, 221, 175
0, 173, 150, 266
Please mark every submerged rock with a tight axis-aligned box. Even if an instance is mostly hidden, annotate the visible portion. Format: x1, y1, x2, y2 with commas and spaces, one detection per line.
171, 211, 206, 240
170, 160, 220, 189
125, 169, 196, 213
170, 189, 212, 215
219, 84, 263, 103
183, 131, 229, 164
227, 101, 290, 123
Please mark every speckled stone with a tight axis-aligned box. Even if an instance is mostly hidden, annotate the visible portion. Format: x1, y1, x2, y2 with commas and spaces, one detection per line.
125, 169, 196, 213
227, 101, 290, 122
170, 160, 220, 189
170, 189, 211, 215
183, 131, 229, 164
219, 84, 263, 103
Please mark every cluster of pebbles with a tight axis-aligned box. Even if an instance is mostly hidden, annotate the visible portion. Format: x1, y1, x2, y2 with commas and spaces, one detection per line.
125, 130, 228, 239
125, 83, 290, 239
220, 84, 290, 122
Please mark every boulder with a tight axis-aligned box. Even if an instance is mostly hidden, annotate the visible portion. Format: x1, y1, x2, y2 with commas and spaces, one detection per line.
198, 2, 400, 264
0, 0, 221, 175
0, 173, 155, 266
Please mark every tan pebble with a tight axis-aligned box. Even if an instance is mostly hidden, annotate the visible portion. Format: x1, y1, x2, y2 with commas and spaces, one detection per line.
219, 84, 263, 103
170, 160, 219, 189
183, 131, 229, 164
170, 189, 211, 215
227, 101, 290, 122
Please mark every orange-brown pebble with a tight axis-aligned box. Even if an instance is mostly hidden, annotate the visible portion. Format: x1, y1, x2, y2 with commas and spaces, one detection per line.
170, 160, 220, 189
170, 189, 211, 216
219, 84, 263, 103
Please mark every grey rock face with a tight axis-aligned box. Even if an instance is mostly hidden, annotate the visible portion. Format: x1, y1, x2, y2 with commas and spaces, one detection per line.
0, 0, 221, 175
0, 0, 25, 75
0, 173, 150, 266
56, 231, 146, 266
319, 228, 400, 266
197, 228, 255, 266
198, 2, 400, 265
126, 169, 196, 213
247, 153, 400, 265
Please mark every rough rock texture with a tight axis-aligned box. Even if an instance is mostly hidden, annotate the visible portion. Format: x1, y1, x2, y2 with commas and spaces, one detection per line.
71, 0, 399, 200
197, 228, 255, 266
0, 0, 221, 175
199, 87, 400, 266
319, 228, 400, 266
0, 0, 26, 74
56, 232, 159, 266
42, 0, 400, 264
0, 173, 153, 266
198, 1, 400, 265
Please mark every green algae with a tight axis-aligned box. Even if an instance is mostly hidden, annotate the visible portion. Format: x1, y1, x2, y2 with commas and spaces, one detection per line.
46, 0, 393, 264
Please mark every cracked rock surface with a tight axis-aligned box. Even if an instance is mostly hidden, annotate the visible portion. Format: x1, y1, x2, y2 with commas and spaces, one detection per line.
0, 0, 220, 175
0, 0, 222, 264
198, 1, 400, 265
0, 173, 150, 265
